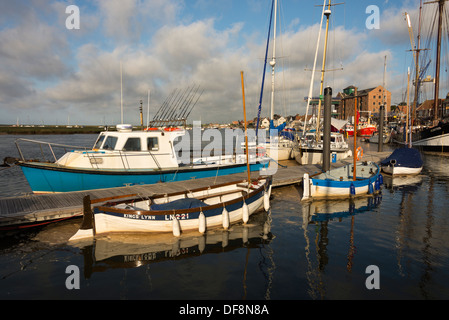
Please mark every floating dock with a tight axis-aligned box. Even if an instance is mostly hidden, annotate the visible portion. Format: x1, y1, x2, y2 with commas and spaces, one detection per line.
0, 151, 390, 230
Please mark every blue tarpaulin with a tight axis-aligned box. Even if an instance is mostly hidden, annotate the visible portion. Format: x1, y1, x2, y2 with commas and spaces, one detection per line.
380, 148, 423, 168
269, 120, 296, 141
269, 120, 286, 132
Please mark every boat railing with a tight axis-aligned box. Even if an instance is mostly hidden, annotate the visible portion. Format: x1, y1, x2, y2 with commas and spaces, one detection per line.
15, 138, 90, 163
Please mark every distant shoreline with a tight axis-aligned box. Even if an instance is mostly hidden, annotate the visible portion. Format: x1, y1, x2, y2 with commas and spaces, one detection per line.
0, 126, 105, 135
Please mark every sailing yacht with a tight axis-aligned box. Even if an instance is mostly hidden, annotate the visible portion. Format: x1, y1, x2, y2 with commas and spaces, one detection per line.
257, 0, 294, 161
292, 0, 351, 165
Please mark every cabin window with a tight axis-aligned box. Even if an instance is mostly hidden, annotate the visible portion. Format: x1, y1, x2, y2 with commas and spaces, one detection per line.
94, 135, 105, 149
147, 137, 159, 151
123, 137, 141, 151
102, 136, 118, 150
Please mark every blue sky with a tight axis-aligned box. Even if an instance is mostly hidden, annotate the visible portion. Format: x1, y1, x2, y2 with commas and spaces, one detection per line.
0, 0, 445, 125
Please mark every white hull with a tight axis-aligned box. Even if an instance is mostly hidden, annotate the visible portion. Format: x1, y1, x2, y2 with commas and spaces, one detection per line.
94, 198, 264, 235
381, 165, 422, 176
265, 145, 292, 160
302, 162, 381, 200
69, 178, 271, 241
307, 181, 376, 199
293, 148, 352, 165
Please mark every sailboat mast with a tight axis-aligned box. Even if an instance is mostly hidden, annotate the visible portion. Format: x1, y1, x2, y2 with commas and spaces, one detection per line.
412, 0, 423, 123
433, 0, 445, 121
316, 0, 332, 140
406, 68, 411, 146
270, 0, 278, 121
120, 61, 124, 124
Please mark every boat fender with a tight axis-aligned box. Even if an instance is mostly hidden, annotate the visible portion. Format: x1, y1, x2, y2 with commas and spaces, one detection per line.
375, 178, 380, 191
264, 191, 270, 211
356, 147, 363, 161
222, 206, 230, 230
368, 180, 373, 194
350, 183, 355, 196
199, 211, 206, 234
378, 174, 383, 185
172, 215, 181, 237
242, 201, 249, 223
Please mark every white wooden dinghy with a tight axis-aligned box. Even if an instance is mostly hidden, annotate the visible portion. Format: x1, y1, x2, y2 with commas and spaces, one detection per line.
70, 177, 271, 240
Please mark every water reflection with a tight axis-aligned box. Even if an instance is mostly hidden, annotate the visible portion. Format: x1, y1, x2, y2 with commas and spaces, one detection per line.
300, 195, 382, 299
70, 211, 275, 287
383, 174, 423, 192
302, 195, 382, 225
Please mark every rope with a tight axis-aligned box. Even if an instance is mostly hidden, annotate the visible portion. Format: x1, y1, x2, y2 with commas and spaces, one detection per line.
267, 156, 287, 168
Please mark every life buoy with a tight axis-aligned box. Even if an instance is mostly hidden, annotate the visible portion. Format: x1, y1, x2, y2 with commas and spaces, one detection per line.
164, 127, 180, 131
356, 147, 363, 161
144, 127, 159, 131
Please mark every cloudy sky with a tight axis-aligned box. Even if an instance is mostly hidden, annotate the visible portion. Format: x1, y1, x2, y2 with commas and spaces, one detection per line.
0, 0, 445, 125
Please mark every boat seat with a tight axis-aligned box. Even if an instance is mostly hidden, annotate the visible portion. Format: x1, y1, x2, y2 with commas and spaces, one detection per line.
195, 189, 248, 201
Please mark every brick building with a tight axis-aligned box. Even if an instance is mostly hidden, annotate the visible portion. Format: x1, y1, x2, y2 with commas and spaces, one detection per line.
337, 85, 391, 120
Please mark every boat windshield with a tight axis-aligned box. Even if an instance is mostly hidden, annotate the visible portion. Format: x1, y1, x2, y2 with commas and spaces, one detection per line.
102, 136, 118, 150
94, 135, 105, 149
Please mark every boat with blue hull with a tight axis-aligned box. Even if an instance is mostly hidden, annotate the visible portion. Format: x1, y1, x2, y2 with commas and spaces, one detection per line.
16, 125, 269, 193
301, 161, 382, 200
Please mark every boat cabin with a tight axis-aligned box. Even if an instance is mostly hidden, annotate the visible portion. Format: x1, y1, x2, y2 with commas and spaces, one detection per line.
56, 125, 185, 170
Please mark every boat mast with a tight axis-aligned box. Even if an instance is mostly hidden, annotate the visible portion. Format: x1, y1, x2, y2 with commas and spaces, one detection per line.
406, 67, 411, 147
303, 0, 326, 135
412, 0, 423, 123
241, 71, 251, 184
316, 0, 332, 141
383, 55, 387, 119
432, 0, 446, 121
120, 61, 124, 124
270, 0, 278, 121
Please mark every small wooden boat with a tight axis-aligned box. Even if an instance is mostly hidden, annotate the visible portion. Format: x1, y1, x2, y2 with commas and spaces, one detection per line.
301, 161, 382, 200
380, 148, 423, 176
69, 177, 271, 240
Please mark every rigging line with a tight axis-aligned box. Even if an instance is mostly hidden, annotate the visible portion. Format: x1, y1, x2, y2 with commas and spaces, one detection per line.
277, 0, 287, 117
255, 0, 275, 137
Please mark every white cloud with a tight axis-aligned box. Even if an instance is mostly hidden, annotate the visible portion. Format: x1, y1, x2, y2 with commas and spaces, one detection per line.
0, 0, 429, 125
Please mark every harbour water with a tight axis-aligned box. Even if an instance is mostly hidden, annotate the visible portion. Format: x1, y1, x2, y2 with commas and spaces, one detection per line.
1, 133, 449, 301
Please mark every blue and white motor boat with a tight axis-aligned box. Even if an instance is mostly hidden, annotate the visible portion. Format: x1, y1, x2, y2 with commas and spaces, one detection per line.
301, 161, 382, 200
16, 125, 270, 193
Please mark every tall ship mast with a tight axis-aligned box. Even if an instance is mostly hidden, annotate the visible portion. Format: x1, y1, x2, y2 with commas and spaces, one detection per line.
402, 0, 449, 152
